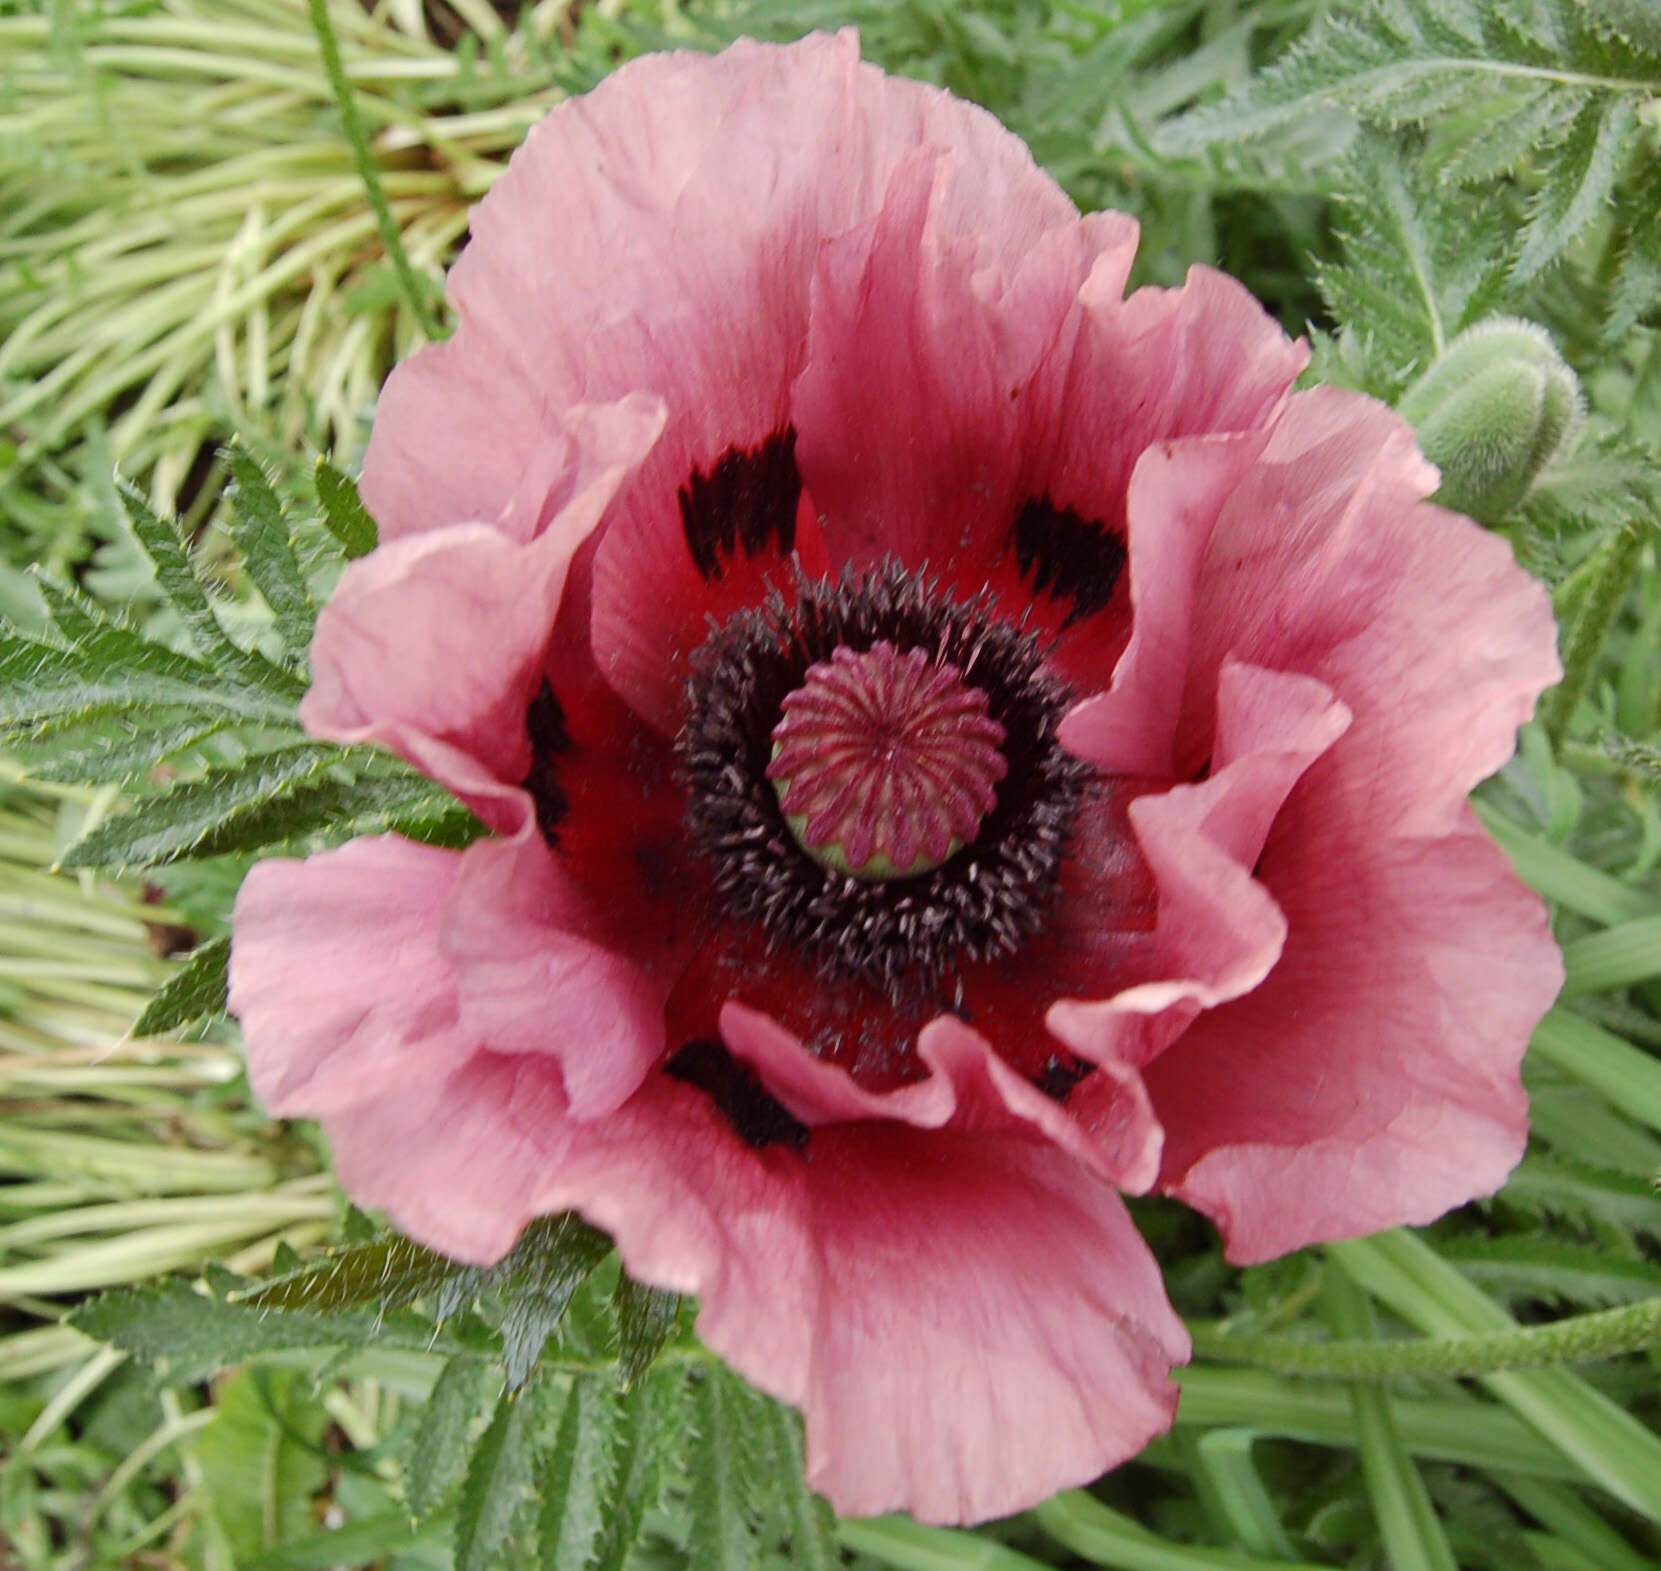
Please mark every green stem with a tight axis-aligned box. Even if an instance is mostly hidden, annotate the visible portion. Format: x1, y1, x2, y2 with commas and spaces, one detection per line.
1325, 1266, 1458, 1571
305, 0, 443, 341
1032, 1493, 1316, 1571
837, 1516, 1053, 1571
1541, 519, 1647, 746
1191, 1296, 1661, 1381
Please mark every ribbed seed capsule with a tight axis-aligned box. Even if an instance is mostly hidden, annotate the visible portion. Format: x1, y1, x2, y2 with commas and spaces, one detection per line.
767, 641, 1007, 880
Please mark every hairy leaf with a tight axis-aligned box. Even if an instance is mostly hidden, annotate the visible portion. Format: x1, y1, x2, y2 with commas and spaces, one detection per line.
21, 711, 240, 786
1315, 134, 1513, 393
315, 458, 378, 560
1607, 161, 1661, 340
1161, 0, 1660, 154
1511, 96, 1635, 284
59, 746, 344, 871
407, 1356, 496, 1521
1499, 1155, 1661, 1241
68, 1280, 460, 1384
688, 1364, 759, 1571
761, 1397, 836, 1571
0, 629, 294, 732
591, 1373, 674, 1571
535, 1376, 621, 1570
229, 447, 317, 653
117, 481, 302, 698
611, 1274, 682, 1389
454, 1384, 542, 1571
132, 935, 230, 1035
244, 1231, 463, 1314
1442, 1236, 1661, 1309
487, 1216, 616, 1391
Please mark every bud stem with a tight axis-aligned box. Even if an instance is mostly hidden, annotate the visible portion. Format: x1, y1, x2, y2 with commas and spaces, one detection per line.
1191, 1294, 1661, 1381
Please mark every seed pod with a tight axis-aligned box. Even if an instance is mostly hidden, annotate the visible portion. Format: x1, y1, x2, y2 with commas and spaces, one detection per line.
1398, 317, 1584, 523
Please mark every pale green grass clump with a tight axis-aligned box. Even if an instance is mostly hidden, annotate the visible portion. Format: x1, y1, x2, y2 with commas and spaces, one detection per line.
0, 0, 679, 577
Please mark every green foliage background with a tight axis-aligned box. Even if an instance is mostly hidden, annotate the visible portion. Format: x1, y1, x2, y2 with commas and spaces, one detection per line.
3, 0, 1661, 1568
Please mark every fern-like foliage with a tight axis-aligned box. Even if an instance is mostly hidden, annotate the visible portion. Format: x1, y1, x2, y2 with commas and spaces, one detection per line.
0, 455, 481, 1022
72, 1219, 838, 1571
1312, 134, 1515, 397
1161, 0, 1660, 308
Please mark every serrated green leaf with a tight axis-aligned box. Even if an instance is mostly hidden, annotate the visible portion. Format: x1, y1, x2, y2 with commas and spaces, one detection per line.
21, 711, 239, 786
487, 1215, 615, 1391
271, 1240, 303, 1276
591, 1373, 672, 1571
32, 570, 117, 645
1442, 1236, 1661, 1309
536, 1376, 621, 1571
133, 934, 230, 1035
0, 629, 294, 732
1607, 162, 1661, 341
407, 1355, 496, 1521
1512, 96, 1635, 284
1584, 0, 1661, 58
454, 1384, 541, 1571
243, 1231, 462, 1314
611, 1274, 681, 1389
1157, 0, 1658, 181
116, 481, 301, 698
687, 1365, 759, 1571
1315, 134, 1515, 394
1501, 1155, 1661, 1240
1437, 84, 1587, 185
67, 1279, 456, 1385
116, 479, 243, 662
59, 745, 341, 871
761, 1395, 836, 1571
229, 448, 317, 654
316, 459, 377, 560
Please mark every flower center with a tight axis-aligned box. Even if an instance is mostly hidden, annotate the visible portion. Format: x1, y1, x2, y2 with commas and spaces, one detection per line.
767, 642, 1007, 881
676, 561, 1092, 1000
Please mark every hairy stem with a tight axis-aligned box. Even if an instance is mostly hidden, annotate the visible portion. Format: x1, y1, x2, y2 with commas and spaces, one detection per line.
1191, 1296, 1661, 1381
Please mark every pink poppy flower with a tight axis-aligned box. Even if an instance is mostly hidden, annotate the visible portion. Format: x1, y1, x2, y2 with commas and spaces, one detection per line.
229, 31, 1563, 1524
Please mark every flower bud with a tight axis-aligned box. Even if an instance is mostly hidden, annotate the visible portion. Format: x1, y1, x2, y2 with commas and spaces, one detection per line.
1397, 317, 1583, 523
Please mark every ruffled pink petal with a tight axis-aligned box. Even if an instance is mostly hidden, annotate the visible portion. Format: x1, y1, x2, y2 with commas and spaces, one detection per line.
1178, 386, 1562, 830
718, 1001, 1130, 1184
324, 1016, 1186, 1523
791, 150, 1126, 575
439, 830, 675, 1119
1149, 803, 1560, 1262
1049, 663, 1352, 1191
361, 34, 860, 545
229, 836, 474, 1117
998, 264, 1304, 692
324, 1053, 559, 1266
303, 396, 661, 822
1057, 431, 1271, 775
1022, 265, 1308, 525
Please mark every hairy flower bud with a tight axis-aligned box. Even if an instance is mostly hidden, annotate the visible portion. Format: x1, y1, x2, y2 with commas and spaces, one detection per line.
1398, 318, 1584, 524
